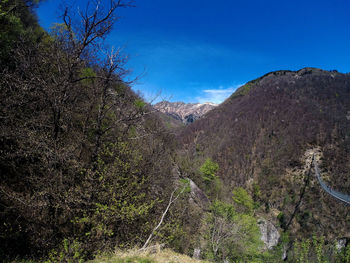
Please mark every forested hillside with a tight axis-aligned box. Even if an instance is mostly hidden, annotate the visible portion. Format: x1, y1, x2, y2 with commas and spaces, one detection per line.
179, 68, 350, 241
0, 0, 179, 260
1, 1, 350, 263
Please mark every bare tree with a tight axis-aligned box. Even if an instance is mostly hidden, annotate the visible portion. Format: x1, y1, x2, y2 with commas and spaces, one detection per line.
141, 180, 189, 250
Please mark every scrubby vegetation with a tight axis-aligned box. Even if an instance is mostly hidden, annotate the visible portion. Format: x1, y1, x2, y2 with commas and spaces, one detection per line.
203, 190, 263, 262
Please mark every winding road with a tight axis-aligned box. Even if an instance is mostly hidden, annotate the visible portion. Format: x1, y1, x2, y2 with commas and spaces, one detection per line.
313, 159, 350, 205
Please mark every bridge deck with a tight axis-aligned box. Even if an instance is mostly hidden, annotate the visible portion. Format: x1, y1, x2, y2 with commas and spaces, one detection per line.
313, 159, 350, 205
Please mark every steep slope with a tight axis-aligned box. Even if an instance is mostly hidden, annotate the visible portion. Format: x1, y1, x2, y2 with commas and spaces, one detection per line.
179, 68, 350, 240
154, 101, 217, 124
0, 1, 177, 259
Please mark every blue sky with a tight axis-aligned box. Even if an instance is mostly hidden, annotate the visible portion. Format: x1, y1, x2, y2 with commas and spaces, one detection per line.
36, 0, 350, 104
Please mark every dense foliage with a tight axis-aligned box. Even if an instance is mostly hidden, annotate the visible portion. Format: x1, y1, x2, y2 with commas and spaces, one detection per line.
203, 189, 263, 262
0, 0, 176, 260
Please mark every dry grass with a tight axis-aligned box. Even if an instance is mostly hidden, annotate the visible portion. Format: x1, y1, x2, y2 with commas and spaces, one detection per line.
90, 246, 209, 263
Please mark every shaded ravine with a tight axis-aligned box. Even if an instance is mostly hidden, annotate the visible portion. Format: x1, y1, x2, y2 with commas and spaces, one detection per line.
284, 155, 314, 232
313, 158, 350, 205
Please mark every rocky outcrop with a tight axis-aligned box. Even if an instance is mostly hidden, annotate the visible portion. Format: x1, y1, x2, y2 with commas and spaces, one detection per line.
154, 101, 217, 124
336, 238, 349, 251
192, 248, 201, 259
258, 218, 280, 250
189, 179, 210, 209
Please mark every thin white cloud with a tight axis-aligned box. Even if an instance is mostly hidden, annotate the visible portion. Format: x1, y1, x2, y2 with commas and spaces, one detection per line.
195, 84, 243, 104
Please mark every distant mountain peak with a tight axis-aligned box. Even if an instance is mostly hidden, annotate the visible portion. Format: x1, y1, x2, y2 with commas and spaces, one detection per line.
154, 101, 217, 124
197, 102, 218, 107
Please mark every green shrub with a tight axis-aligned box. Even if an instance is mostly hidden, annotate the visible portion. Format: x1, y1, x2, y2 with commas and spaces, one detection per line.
199, 158, 222, 198
232, 187, 254, 214
204, 198, 263, 262
45, 239, 85, 263
199, 158, 219, 183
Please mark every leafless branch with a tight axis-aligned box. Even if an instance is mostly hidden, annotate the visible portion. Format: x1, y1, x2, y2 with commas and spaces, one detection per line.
141, 184, 187, 250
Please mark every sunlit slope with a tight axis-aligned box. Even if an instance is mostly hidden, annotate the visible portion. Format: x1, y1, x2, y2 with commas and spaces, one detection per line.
179, 68, 350, 239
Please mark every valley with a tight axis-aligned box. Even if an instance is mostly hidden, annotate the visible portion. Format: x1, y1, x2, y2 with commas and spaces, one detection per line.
0, 1, 349, 263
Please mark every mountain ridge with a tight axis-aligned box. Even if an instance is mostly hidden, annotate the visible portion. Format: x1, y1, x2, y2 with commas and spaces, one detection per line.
154, 101, 217, 124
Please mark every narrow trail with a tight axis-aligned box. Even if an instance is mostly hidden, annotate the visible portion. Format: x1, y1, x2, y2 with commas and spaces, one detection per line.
313, 158, 350, 205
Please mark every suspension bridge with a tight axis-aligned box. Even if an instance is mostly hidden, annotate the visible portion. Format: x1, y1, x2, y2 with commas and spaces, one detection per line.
313, 158, 350, 205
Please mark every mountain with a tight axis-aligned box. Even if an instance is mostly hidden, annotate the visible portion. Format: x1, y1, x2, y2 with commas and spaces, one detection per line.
154, 101, 217, 124
2, 1, 350, 261
178, 68, 350, 240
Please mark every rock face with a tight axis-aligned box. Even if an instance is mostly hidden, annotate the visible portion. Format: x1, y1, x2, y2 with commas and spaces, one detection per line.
189, 179, 210, 209
192, 248, 201, 260
257, 218, 280, 250
154, 101, 217, 124
336, 238, 349, 251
